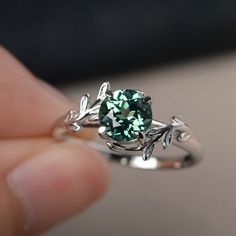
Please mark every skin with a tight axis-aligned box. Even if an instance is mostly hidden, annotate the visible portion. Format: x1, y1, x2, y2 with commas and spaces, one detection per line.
0, 46, 110, 235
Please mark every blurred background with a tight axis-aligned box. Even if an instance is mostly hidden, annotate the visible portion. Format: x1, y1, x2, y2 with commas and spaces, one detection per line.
2, 1, 236, 235
2, 1, 236, 84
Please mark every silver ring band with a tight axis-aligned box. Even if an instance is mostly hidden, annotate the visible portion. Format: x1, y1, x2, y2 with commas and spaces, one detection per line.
53, 82, 202, 170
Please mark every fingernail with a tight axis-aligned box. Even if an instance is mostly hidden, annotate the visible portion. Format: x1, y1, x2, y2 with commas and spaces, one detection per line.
7, 145, 109, 232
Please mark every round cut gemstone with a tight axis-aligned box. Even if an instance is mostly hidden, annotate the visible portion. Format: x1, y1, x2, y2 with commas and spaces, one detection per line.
99, 89, 152, 142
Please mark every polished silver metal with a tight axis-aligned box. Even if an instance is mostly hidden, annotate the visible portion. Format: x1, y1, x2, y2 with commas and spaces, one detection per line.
53, 82, 202, 170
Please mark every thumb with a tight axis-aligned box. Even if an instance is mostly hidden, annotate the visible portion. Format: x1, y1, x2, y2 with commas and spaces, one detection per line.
3, 142, 109, 235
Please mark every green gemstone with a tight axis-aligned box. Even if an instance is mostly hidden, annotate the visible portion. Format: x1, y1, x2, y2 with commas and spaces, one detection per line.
99, 89, 153, 142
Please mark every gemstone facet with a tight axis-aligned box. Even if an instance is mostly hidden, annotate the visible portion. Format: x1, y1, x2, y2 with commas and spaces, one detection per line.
99, 89, 152, 142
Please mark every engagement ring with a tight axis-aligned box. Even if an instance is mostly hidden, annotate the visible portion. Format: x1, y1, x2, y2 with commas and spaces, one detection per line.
53, 82, 202, 170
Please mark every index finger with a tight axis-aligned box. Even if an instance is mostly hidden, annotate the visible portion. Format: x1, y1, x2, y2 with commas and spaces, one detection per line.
0, 46, 72, 138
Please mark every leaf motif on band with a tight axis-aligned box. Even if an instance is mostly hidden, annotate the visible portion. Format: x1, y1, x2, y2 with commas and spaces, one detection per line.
143, 142, 156, 160
162, 128, 174, 149
64, 110, 79, 123
138, 132, 146, 146
178, 132, 191, 142
146, 127, 160, 136
171, 115, 185, 126
97, 82, 110, 100
80, 94, 90, 114
68, 122, 81, 132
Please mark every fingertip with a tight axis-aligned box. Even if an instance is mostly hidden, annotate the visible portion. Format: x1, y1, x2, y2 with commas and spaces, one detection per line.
7, 142, 110, 234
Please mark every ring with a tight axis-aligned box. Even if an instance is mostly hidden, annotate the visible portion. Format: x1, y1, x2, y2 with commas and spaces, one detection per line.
53, 82, 202, 170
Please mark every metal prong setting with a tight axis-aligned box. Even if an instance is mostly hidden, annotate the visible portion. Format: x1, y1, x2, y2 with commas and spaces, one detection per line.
98, 126, 112, 140
105, 90, 113, 97
144, 96, 152, 102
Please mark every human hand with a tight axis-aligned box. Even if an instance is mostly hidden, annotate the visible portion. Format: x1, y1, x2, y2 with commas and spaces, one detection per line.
0, 47, 109, 235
